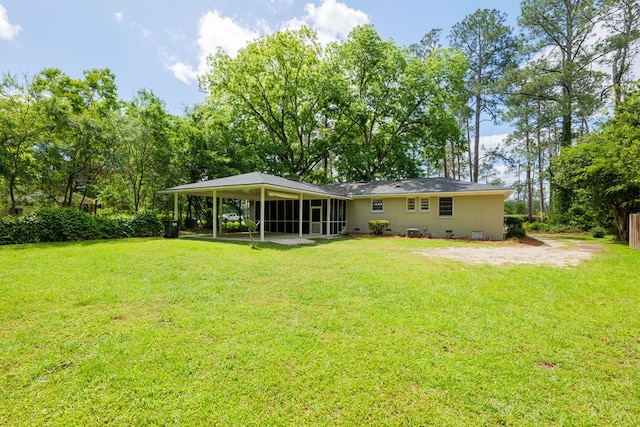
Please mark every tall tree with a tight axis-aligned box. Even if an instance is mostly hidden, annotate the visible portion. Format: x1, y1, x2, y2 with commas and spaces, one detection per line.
327, 25, 467, 181
519, 0, 605, 148
116, 89, 174, 213
202, 27, 332, 181
599, 0, 640, 106
32, 68, 120, 207
0, 73, 44, 214
555, 83, 640, 239
449, 8, 519, 182
409, 29, 442, 59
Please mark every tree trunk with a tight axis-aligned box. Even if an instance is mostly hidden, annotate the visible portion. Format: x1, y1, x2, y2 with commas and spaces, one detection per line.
526, 135, 533, 222
473, 94, 481, 182
9, 175, 17, 215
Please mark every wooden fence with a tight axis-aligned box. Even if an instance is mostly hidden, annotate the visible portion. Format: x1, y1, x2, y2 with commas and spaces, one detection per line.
631, 213, 640, 250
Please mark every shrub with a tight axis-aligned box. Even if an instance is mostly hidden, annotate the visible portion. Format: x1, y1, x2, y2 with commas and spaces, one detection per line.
368, 220, 390, 236
0, 208, 163, 245
591, 226, 606, 238
130, 211, 163, 237
34, 208, 98, 242
504, 215, 526, 240
506, 226, 526, 240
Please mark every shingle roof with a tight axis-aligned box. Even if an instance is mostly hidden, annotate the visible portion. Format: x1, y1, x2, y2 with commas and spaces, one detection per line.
322, 177, 512, 196
161, 172, 340, 196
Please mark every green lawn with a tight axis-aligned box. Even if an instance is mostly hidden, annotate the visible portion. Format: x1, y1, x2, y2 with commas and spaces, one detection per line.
1, 236, 639, 425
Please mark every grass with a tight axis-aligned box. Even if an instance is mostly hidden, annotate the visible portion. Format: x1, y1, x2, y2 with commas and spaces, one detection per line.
1, 235, 639, 425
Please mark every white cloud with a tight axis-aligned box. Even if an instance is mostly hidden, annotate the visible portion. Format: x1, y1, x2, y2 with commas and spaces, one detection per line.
169, 10, 259, 85
480, 133, 509, 151
167, 1, 368, 85
133, 22, 152, 38
113, 12, 123, 23
283, 0, 368, 44
0, 4, 22, 40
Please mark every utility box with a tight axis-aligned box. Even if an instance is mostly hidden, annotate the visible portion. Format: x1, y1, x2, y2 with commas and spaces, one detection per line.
163, 220, 179, 238
406, 228, 420, 238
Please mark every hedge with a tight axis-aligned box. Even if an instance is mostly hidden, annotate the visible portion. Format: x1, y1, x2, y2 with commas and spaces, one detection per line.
0, 208, 163, 245
504, 215, 526, 240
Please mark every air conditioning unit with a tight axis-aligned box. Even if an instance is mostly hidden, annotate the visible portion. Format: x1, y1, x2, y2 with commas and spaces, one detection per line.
406, 228, 420, 238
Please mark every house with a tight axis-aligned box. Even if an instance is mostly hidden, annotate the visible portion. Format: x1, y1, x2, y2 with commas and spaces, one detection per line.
0, 194, 97, 217
159, 172, 513, 241
324, 178, 513, 240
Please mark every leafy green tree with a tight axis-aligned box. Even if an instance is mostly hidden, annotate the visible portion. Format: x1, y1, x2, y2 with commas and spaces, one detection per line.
555, 84, 640, 239
449, 9, 519, 182
599, 0, 640, 106
0, 73, 45, 214
519, 0, 606, 148
327, 25, 467, 181
114, 89, 174, 213
32, 68, 120, 208
202, 27, 332, 181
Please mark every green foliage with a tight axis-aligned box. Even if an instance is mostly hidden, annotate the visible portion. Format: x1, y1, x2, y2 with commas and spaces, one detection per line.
554, 83, 640, 239
129, 211, 163, 237
591, 226, 606, 238
504, 215, 526, 239
368, 219, 390, 235
35, 207, 98, 242
329, 25, 467, 181
0, 208, 162, 245
450, 9, 519, 182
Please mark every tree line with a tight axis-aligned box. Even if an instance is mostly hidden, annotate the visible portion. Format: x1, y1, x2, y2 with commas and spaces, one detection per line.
1, 0, 639, 239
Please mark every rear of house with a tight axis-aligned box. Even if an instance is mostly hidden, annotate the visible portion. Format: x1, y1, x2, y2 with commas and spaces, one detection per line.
325, 178, 513, 240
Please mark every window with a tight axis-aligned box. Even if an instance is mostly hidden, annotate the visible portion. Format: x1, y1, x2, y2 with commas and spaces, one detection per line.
420, 197, 430, 212
371, 198, 384, 212
439, 197, 453, 217
406, 197, 416, 212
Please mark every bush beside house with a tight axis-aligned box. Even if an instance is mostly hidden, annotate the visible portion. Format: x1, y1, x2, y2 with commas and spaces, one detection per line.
504, 215, 526, 240
0, 209, 163, 245
368, 220, 390, 236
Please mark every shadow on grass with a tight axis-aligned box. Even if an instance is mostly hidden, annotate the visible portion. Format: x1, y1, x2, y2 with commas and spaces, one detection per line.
183, 236, 343, 251
0, 236, 164, 251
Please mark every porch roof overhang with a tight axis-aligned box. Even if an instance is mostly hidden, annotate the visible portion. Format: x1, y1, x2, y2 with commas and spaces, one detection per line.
158, 172, 350, 201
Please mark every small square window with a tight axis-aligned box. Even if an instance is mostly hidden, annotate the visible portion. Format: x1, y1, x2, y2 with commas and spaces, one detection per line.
420, 197, 430, 212
406, 198, 416, 212
371, 199, 384, 212
439, 197, 453, 217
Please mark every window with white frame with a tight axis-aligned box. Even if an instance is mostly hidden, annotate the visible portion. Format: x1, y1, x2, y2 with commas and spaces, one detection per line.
371, 198, 384, 212
438, 197, 453, 217
420, 197, 430, 212
406, 197, 416, 212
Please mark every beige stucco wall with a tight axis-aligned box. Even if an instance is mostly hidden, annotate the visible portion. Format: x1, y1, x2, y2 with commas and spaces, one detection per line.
346, 194, 506, 240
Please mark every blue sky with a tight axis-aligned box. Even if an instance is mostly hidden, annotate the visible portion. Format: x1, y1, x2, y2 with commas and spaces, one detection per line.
1, 0, 520, 138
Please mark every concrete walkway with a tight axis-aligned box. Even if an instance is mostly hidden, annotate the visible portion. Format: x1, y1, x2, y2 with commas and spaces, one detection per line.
180, 232, 338, 246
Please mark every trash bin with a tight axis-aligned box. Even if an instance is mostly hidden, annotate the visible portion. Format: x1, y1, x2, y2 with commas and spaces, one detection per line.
163, 220, 179, 238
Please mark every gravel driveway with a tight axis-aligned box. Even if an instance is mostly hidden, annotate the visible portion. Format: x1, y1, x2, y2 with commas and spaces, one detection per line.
417, 235, 603, 267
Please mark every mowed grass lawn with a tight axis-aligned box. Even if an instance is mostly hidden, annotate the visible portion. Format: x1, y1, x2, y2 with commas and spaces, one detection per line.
1, 235, 639, 426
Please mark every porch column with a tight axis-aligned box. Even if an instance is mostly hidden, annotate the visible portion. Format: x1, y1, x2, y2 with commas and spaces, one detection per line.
173, 193, 178, 220
212, 190, 217, 239
299, 193, 304, 237
326, 198, 330, 236
260, 187, 265, 242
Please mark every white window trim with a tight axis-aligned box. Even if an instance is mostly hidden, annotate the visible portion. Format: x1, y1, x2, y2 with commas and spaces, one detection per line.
419, 197, 430, 212
406, 197, 416, 212
438, 196, 454, 218
371, 198, 384, 213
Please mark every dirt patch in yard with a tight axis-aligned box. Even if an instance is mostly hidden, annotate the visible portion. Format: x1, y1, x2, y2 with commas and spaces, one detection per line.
416, 235, 603, 267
